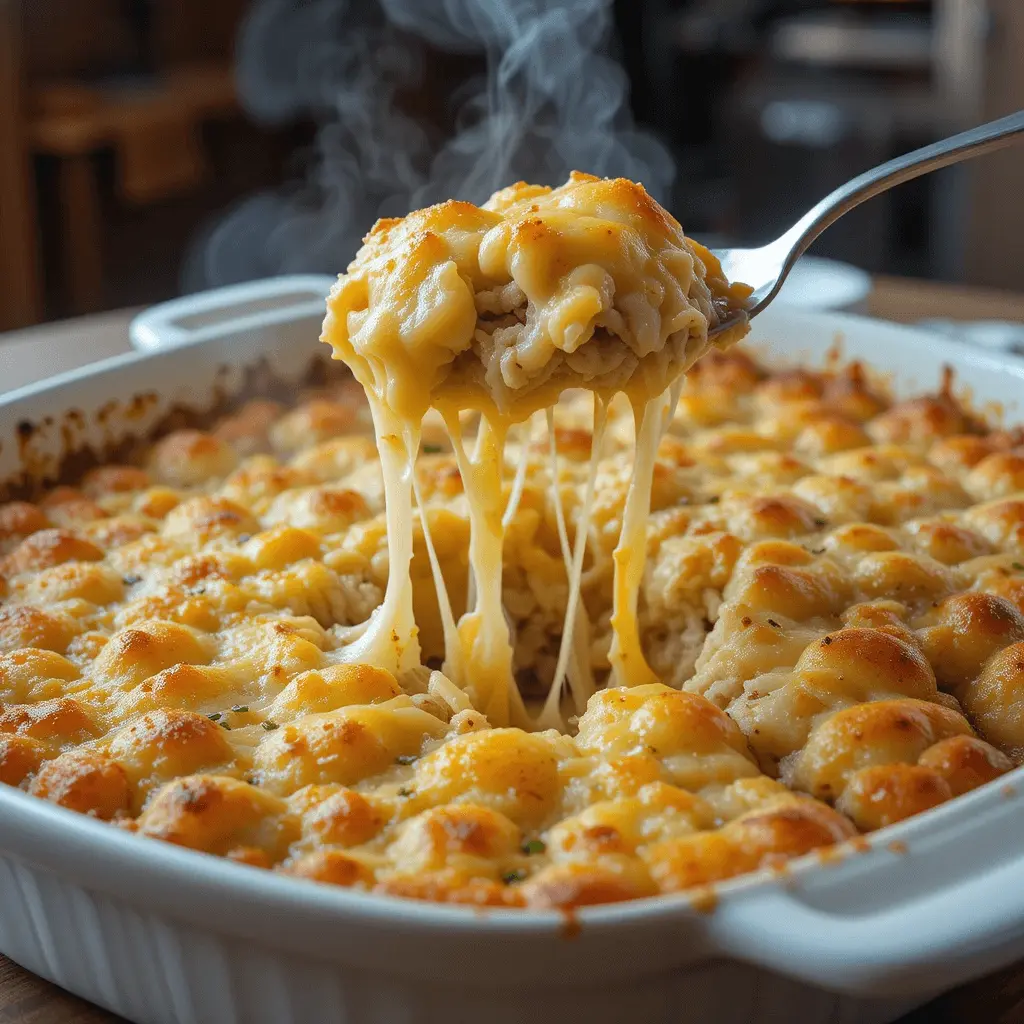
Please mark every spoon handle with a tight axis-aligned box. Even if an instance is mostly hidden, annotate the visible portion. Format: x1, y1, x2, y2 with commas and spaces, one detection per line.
777, 109, 1024, 266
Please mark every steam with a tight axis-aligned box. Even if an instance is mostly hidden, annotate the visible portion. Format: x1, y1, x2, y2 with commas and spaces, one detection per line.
186, 0, 674, 288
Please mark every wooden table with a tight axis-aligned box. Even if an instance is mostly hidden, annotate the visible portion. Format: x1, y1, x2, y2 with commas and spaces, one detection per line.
1, 276, 1023, 1024
867, 274, 1024, 325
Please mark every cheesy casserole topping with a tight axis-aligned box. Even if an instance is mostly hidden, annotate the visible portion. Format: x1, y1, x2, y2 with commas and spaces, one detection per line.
1, 351, 1021, 908
1, 177, 1021, 911
325, 172, 750, 425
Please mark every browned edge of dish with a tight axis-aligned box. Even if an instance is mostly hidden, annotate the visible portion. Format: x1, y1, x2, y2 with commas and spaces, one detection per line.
0, 355, 352, 503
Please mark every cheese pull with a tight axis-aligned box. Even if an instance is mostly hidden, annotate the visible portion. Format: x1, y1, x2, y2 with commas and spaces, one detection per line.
322, 173, 750, 725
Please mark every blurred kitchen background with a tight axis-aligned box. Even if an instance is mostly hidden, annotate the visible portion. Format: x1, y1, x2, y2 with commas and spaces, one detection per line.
0, 0, 1020, 333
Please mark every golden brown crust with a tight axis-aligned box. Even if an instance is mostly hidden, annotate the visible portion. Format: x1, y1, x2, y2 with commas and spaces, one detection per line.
963, 642, 1024, 756
293, 786, 385, 847
2, 529, 104, 576
0, 696, 100, 746
148, 430, 239, 488
916, 592, 1024, 692
0, 352, 1021, 909
0, 503, 51, 558
137, 774, 300, 860
282, 848, 375, 887
28, 749, 131, 819
0, 733, 49, 785
836, 763, 952, 830
520, 860, 657, 908
106, 708, 238, 810
917, 734, 1013, 795
644, 798, 856, 892
82, 465, 153, 498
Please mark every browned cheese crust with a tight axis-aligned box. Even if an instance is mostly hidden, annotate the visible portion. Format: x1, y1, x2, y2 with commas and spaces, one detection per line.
1, 349, 1021, 907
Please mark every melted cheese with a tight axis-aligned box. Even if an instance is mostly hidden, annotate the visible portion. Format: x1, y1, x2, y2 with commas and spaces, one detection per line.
446, 414, 524, 725
332, 400, 421, 677
501, 418, 533, 529
608, 388, 675, 688
540, 406, 593, 721
321, 173, 750, 726
538, 397, 608, 729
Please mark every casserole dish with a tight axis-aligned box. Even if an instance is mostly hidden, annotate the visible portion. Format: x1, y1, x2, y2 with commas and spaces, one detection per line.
3, 278, 1024, 1024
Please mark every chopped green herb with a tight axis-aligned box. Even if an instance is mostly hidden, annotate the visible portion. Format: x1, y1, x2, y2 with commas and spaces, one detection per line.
231, 704, 249, 713
502, 869, 527, 885
767, 618, 781, 628
122, 575, 142, 586
522, 839, 546, 856
813, 518, 828, 528
397, 787, 414, 797
219, 720, 232, 731
207, 712, 222, 721
423, 444, 443, 454
396, 754, 418, 765
706, 495, 720, 504
261, 720, 279, 732
1013, 562, 1024, 571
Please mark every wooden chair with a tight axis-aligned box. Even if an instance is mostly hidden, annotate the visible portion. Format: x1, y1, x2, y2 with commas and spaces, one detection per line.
0, 0, 245, 329
28, 63, 238, 315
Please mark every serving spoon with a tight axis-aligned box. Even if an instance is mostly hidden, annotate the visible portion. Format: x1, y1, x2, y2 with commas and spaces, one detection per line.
710, 108, 1024, 337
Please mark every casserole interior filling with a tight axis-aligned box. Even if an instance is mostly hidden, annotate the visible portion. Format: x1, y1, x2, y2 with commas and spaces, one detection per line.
1, 176, 1022, 910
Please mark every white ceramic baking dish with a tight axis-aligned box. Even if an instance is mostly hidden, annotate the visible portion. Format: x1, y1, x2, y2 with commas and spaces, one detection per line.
3, 278, 1024, 1024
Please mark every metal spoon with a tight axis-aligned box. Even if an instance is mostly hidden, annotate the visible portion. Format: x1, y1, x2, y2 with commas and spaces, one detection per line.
710, 109, 1024, 337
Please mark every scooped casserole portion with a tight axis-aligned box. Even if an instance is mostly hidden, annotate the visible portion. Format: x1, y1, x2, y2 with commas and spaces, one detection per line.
1, 179, 1022, 910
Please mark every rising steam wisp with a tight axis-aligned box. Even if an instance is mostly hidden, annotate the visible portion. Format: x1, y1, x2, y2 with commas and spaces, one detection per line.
187, 0, 674, 287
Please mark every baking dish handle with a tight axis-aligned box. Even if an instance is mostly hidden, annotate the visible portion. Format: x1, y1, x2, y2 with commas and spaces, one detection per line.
707, 782, 1024, 997
129, 275, 336, 352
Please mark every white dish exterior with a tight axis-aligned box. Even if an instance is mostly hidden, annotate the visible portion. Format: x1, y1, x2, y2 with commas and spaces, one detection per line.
3, 281, 1024, 1024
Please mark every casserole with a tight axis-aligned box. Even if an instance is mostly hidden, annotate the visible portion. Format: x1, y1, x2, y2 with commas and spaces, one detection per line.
2, 279, 1024, 1023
